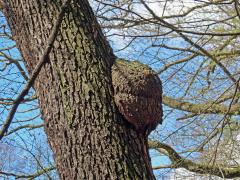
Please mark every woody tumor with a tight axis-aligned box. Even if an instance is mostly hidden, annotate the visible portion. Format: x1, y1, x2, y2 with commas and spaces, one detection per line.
111, 59, 163, 135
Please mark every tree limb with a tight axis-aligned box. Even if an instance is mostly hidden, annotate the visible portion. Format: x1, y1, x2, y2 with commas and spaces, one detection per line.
149, 140, 240, 179
162, 95, 240, 115
0, 166, 55, 179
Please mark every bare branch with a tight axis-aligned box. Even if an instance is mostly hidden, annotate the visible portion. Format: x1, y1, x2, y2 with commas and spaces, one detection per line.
5, 124, 43, 136
157, 53, 199, 74
0, 52, 28, 81
0, 166, 55, 179
140, 0, 240, 90
149, 140, 240, 179
162, 95, 240, 115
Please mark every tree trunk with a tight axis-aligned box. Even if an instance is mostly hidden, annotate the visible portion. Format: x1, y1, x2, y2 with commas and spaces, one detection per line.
1, 0, 156, 179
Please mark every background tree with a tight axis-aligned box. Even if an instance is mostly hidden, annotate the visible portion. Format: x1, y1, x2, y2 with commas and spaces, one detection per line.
0, 0, 240, 179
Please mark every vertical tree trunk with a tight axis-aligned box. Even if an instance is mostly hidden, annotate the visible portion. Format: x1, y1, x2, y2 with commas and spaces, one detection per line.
1, 0, 156, 179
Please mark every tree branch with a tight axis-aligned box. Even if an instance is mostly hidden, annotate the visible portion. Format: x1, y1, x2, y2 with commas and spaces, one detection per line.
0, 166, 55, 179
0, 52, 29, 81
149, 140, 240, 179
140, 0, 240, 91
157, 53, 199, 74
162, 95, 240, 115
5, 124, 43, 136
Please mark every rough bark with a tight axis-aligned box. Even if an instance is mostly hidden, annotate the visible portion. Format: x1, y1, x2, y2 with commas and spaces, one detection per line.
1, 0, 156, 179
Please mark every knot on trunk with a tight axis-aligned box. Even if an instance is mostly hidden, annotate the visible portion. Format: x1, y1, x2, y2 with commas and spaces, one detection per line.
112, 59, 163, 135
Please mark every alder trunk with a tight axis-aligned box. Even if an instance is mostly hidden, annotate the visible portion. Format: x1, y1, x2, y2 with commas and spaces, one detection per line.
1, 0, 156, 179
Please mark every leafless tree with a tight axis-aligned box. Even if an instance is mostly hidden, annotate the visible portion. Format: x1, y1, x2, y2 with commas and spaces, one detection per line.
0, 0, 240, 179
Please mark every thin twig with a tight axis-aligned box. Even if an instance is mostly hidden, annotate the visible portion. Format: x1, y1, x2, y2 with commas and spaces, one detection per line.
140, 0, 240, 91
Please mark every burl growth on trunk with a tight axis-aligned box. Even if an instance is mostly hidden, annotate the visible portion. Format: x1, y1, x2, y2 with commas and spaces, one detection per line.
112, 59, 163, 135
